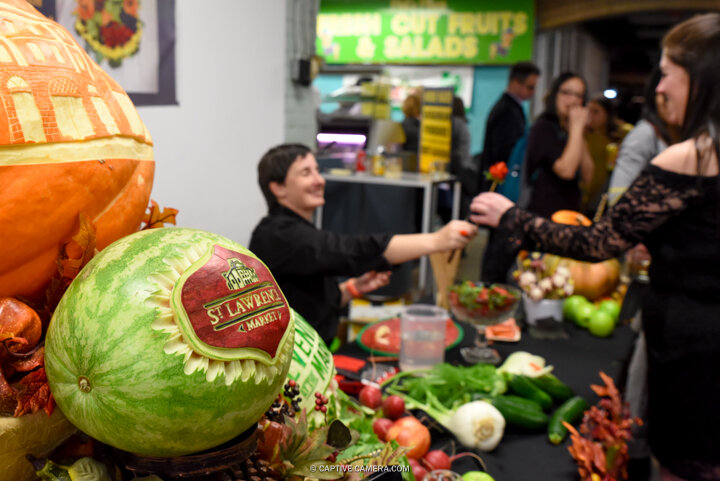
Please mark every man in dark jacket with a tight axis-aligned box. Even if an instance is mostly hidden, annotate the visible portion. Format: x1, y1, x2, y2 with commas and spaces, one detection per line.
480, 62, 540, 283
479, 62, 540, 192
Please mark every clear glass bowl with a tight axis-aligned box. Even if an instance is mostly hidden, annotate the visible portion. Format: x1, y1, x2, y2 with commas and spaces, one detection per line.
448, 283, 521, 328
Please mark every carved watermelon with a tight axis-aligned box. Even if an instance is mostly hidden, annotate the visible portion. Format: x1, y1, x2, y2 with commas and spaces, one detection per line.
44, 228, 295, 457
286, 312, 335, 415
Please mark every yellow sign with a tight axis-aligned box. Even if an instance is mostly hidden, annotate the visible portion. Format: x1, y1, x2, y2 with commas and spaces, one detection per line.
419, 88, 453, 173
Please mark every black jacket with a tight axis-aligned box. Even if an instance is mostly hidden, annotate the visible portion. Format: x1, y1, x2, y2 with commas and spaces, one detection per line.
480, 93, 526, 191
249, 205, 392, 344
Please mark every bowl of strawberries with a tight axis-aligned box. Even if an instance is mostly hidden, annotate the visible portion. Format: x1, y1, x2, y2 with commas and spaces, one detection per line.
448, 281, 521, 327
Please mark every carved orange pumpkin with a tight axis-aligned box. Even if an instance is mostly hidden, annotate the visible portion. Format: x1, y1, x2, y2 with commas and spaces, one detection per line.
0, 0, 154, 300
551, 210, 592, 227
550, 210, 621, 301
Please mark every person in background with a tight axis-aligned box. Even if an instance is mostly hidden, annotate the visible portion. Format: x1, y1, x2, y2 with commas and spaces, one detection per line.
582, 94, 633, 216
447, 96, 475, 220
249, 144, 477, 346
479, 61, 540, 192
608, 69, 682, 206
523, 71, 594, 218
469, 13, 720, 480
479, 61, 539, 283
401, 92, 421, 154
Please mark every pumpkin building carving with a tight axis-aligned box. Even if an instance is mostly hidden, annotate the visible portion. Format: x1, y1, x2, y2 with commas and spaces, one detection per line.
0, 0, 154, 299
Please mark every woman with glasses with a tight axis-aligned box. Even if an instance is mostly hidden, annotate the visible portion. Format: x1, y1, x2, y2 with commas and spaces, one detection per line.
521, 72, 594, 218
470, 14, 720, 480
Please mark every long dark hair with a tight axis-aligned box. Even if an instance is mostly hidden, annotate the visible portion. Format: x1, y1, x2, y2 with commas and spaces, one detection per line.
588, 94, 623, 142
543, 72, 587, 120
663, 12, 720, 190
663, 13, 720, 146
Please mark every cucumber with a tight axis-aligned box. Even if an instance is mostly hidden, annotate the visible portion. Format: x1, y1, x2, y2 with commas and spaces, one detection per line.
507, 374, 554, 410
490, 395, 548, 430
529, 373, 575, 402
547, 396, 590, 445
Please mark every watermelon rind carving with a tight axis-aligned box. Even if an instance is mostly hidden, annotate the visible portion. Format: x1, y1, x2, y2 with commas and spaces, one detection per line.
45, 228, 295, 457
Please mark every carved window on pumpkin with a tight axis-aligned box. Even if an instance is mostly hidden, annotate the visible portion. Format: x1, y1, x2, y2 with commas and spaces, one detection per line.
0, 37, 24, 65
49, 76, 94, 140
87, 84, 120, 136
49, 45, 64, 64
26, 42, 44, 62
112, 91, 144, 136
0, 44, 11, 62
7, 76, 45, 143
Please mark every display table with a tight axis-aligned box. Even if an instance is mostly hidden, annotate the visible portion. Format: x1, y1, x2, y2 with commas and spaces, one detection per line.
315, 171, 461, 294
337, 321, 638, 480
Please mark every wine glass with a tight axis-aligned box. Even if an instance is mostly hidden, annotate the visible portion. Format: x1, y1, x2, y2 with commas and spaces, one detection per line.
448, 283, 521, 365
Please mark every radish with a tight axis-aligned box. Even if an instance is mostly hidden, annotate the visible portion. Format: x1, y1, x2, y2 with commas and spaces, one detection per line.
421, 450, 489, 473
382, 394, 405, 420
407, 458, 428, 481
372, 417, 393, 441
421, 450, 451, 471
358, 385, 382, 409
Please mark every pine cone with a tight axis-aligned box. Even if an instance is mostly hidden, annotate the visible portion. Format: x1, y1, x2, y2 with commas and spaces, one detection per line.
230, 453, 282, 481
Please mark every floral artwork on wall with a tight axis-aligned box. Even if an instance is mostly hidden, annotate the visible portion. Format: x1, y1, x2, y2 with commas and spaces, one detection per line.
35, 0, 176, 106
73, 0, 143, 68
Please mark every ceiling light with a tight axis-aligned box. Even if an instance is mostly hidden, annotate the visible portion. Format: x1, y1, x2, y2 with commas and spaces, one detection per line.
603, 89, 618, 99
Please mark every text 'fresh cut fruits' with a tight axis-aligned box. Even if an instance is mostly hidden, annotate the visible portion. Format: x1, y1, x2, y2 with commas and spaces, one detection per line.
45, 228, 295, 457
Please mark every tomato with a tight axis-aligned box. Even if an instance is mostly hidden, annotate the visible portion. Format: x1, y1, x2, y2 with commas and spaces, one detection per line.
385, 416, 431, 459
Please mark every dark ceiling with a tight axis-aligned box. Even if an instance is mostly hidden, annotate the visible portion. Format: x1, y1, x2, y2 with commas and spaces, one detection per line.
580, 9, 714, 121
583, 10, 704, 82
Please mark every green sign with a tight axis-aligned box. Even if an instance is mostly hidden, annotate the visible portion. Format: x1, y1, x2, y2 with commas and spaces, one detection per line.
317, 0, 534, 65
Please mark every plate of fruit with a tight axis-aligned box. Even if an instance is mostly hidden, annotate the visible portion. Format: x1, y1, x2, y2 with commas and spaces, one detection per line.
448, 281, 521, 327
357, 316, 463, 356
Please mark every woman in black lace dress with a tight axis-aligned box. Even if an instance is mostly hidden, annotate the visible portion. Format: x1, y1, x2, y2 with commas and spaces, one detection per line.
470, 14, 720, 481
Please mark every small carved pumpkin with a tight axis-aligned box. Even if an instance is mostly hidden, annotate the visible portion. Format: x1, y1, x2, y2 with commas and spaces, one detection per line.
550, 210, 621, 301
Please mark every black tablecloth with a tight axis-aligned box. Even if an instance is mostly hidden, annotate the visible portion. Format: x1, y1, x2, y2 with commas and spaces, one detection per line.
337, 321, 638, 481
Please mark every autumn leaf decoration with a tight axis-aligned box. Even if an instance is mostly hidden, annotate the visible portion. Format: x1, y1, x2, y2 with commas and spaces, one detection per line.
0, 214, 98, 418
0, 299, 51, 417
275, 412, 353, 479
485, 161, 509, 192
44, 213, 98, 317
142, 200, 179, 230
565, 371, 642, 481
13, 366, 54, 417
